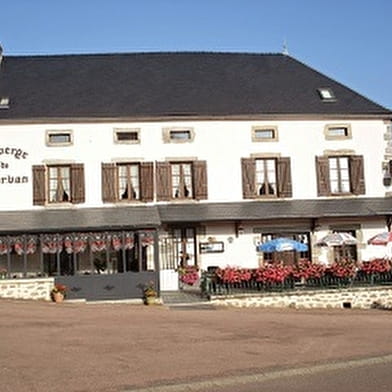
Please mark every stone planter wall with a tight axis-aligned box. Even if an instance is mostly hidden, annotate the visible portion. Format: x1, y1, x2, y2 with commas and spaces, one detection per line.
210, 286, 392, 309
0, 278, 54, 301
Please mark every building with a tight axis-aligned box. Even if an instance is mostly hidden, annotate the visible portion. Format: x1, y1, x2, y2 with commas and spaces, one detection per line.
0, 51, 391, 301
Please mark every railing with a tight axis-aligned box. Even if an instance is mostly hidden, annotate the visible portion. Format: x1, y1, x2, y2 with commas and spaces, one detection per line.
201, 270, 392, 296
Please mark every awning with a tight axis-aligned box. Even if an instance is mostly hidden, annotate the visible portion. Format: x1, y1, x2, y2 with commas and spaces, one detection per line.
0, 206, 161, 235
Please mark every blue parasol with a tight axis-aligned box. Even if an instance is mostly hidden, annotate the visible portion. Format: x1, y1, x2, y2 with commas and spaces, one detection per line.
257, 238, 308, 252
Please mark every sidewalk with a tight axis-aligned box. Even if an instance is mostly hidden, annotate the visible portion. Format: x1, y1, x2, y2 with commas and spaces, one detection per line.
0, 299, 391, 391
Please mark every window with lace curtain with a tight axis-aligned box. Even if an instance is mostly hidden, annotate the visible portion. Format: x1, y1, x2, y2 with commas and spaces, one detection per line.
118, 163, 140, 201
48, 166, 71, 203
171, 162, 193, 199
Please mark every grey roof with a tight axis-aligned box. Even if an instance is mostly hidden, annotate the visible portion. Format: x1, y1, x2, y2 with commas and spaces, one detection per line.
0, 52, 390, 120
0, 198, 389, 234
158, 198, 392, 223
0, 206, 161, 234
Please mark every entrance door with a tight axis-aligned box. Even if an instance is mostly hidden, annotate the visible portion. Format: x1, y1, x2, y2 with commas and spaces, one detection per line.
159, 227, 196, 291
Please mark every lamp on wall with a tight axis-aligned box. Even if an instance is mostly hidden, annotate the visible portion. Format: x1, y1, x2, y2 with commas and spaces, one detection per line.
235, 222, 244, 237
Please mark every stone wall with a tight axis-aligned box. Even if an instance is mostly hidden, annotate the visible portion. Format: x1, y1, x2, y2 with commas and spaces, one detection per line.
0, 278, 54, 301
210, 286, 392, 309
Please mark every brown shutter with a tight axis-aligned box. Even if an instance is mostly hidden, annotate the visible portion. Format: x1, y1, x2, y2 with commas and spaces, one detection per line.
101, 163, 117, 203
241, 158, 255, 199
277, 157, 292, 198
316, 156, 330, 196
350, 155, 366, 195
156, 161, 172, 201
140, 162, 154, 202
71, 164, 85, 204
193, 160, 208, 200
32, 165, 46, 205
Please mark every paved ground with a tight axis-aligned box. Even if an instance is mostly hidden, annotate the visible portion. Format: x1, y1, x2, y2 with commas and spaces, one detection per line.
0, 299, 391, 392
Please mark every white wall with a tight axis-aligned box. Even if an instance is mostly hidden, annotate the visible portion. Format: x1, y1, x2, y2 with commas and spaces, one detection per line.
0, 119, 388, 210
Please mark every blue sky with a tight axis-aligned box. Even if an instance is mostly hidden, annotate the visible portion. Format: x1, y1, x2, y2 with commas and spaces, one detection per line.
1, 0, 391, 109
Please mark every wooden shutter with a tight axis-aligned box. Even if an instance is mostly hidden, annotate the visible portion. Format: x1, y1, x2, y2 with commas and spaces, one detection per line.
193, 160, 208, 200
71, 164, 85, 204
156, 161, 172, 201
101, 163, 117, 203
32, 165, 46, 205
316, 156, 330, 196
350, 155, 366, 195
140, 162, 154, 202
277, 157, 292, 198
241, 158, 255, 199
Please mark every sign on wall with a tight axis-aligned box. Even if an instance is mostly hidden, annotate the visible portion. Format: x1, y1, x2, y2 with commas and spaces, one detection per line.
0, 146, 29, 184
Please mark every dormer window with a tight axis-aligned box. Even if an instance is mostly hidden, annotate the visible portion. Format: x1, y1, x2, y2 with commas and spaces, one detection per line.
317, 88, 336, 102
0, 97, 9, 109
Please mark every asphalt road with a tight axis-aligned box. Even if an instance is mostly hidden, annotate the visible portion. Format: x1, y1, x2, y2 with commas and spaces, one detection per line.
202, 358, 392, 392
0, 299, 391, 392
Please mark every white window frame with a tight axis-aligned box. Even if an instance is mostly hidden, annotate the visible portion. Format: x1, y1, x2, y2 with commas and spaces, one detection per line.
255, 158, 278, 197
117, 162, 141, 201
328, 156, 351, 194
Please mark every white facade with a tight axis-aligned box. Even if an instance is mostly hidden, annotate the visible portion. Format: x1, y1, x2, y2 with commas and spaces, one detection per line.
0, 118, 390, 209
0, 118, 390, 280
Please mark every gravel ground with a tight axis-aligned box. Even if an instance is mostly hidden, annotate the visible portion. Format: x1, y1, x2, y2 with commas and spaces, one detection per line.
0, 299, 391, 392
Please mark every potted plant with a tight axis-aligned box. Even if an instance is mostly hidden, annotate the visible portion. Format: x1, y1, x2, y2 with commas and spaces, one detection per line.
143, 281, 157, 305
51, 283, 67, 303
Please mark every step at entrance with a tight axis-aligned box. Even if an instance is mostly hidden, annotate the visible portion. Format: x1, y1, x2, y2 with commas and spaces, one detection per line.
160, 290, 207, 305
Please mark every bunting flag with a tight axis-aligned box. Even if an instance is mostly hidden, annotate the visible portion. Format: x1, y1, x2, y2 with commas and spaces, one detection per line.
0, 237, 11, 255
140, 231, 154, 246
90, 233, 108, 253
64, 233, 88, 254
14, 236, 37, 255
41, 234, 63, 254
123, 232, 135, 250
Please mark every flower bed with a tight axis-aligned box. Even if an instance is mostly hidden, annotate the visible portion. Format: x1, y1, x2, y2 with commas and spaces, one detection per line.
203, 259, 392, 295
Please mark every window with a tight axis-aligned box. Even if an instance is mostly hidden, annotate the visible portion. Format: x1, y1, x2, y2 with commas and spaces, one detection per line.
0, 97, 9, 109
118, 163, 140, 201
252, 126, 278, 142
114, 128, 140, 144
171, 162, 193, 199
32, 164, 85, 205
48, 166, 71, 203
333, 230, 358, 262
317, 88, 336, 102
324, 124, 352, 140
329, 157, 350, 194
255, 159, 277, 196
156, 160, 208, 201
46, 130, 73, 146
101, 162, 153, 203
241, 157, 292, 199
162, 127, 195, 143
315, 155, 365, 196
170, 130, 191, 141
